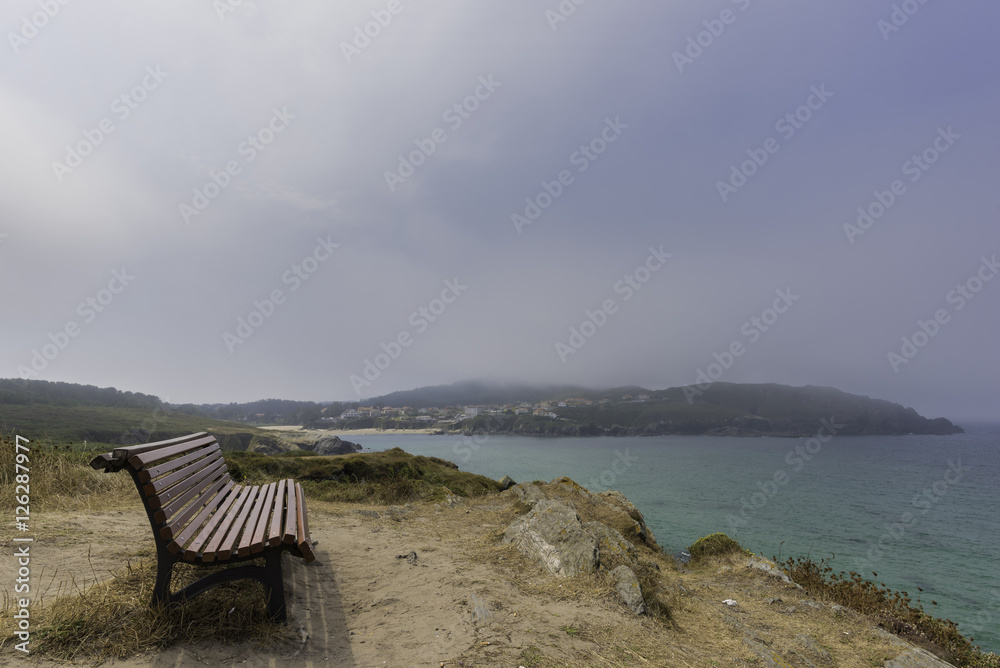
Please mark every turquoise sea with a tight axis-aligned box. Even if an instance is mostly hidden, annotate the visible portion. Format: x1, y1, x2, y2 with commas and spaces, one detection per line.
353, 423, 1000, 653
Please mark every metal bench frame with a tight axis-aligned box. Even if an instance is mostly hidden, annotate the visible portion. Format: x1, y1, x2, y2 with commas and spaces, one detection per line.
90, 432, 315, 621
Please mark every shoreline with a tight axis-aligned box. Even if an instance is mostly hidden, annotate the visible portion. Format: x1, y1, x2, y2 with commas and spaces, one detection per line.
260, 426, 442, 437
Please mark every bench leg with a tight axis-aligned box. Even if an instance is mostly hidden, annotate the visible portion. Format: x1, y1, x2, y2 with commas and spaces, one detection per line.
263, 549, 287, 622
157, 551, 288, 622
152, 550, 175, 609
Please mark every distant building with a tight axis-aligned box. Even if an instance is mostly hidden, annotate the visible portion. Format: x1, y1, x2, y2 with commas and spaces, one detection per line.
340, 409, 360, 419
465, 406, 483, 417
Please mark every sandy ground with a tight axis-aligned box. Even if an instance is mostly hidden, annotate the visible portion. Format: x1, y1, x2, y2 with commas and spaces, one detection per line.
1, 494, 941, 668
0, 500, 631, 668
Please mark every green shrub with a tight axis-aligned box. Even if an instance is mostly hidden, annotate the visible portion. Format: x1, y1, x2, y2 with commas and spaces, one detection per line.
687, 532, 751, 563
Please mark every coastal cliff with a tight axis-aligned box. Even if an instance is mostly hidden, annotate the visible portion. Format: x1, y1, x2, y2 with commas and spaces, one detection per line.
4, 444, 993, 667
452, 383, 964, 438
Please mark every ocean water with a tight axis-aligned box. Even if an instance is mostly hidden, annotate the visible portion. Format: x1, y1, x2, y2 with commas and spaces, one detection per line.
351, 423, 1000, 653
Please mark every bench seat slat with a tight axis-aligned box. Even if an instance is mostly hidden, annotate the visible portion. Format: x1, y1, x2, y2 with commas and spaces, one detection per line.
143, 450, 224, 501
154, 458, 228, 525
218, 485, 261, 561
174, 480, 236, 560
238, 482, 274, 558
267, 479, 286, 547
139, 443, 222, 484
295, 483, 315, 563
282, 478, 298, 545
127, 435, 218, 470
162, 473, 230, 546
249, 482, 278, 555
202, 485, 254, 562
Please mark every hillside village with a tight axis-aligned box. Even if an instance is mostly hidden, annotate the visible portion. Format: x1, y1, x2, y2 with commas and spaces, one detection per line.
322, 393, 653, 428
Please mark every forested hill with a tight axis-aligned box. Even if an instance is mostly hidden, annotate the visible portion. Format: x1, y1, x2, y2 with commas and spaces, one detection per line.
0, 378, 161, 409
454, 383, 964, 437
0, 378, 964, 438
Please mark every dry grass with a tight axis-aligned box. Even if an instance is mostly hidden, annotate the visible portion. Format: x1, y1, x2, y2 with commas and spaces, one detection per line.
780, 555, 1000, 668
0, 432, 134, 513
0, 555, 291, 661
687, 532, 753, 564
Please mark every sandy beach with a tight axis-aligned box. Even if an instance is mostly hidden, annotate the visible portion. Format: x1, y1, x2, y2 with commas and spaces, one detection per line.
260, 426, 445, 437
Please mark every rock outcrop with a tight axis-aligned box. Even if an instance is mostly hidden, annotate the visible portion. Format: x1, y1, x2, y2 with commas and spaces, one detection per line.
501, 478, 659, 614
503, 499, 598, 577
609, 565, 646, 615
313, 435, 362, 455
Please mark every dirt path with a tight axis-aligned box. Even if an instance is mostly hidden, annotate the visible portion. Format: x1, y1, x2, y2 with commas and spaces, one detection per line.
1, 493, 945, 667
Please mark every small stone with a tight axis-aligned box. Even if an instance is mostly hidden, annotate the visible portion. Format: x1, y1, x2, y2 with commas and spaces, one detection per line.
610, 565, 647, 615
795, 634, 832, 661
396, 550, 418, 565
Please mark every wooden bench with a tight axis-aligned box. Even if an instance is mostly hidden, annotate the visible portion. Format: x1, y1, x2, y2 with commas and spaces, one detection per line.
90, 432, 315, 621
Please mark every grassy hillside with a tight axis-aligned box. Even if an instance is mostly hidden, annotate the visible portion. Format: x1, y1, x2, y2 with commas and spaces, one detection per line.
0, 403, 276, 451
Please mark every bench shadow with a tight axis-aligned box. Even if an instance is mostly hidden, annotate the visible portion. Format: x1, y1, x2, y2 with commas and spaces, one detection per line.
149, 542, 355, 667
283, 542, 356, 665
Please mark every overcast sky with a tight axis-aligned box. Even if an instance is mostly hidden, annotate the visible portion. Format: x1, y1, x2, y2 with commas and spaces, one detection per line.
1, 1, 997, 420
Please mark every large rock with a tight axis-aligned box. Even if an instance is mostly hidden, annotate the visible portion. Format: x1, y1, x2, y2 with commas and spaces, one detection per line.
584, 521, 637, 569
598, 489, 657, 547
313, 436, 361, 455
884, 649, 955, 668
747, 556, 801, 589
503, 481, 546, 507
503, 499, 598, 577
609, 565, 646, 615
